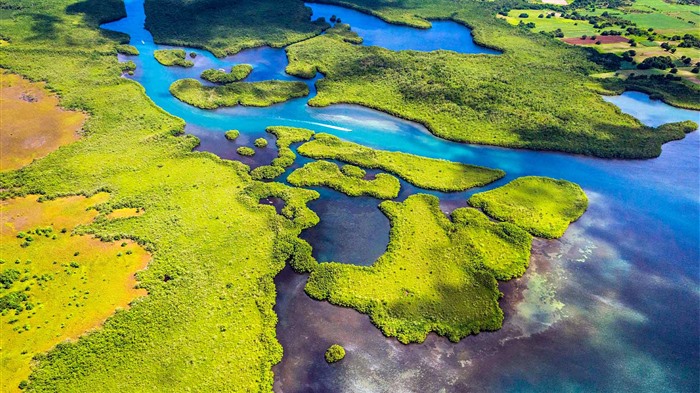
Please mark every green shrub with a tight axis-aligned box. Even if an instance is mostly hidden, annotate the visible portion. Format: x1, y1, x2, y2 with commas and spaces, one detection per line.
224, 130, 240, 140
237, 146, 255, 156
254, 138, 268, 148
324, 344, 345, 363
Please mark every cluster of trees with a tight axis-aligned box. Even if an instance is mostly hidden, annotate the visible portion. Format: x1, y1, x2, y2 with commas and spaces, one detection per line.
200, 64, 253, 84
637, 56, 674, 70
249, 126, 314, 180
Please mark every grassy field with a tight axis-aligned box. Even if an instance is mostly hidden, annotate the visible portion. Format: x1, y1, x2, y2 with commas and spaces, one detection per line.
304, 194, 532, 343
201, 64, 253, 84
284, 0, 697, 158
0, 74, 85, 172
0, 194, 150, 391
153, 49, 193, 67
250, 126, 315, 180
0, 0, 319, 390
144, 0, 329, 57
469, 176, 588, 238
287, 160, 400, 199
169, 78, 309, 109
297, 134, 505, 191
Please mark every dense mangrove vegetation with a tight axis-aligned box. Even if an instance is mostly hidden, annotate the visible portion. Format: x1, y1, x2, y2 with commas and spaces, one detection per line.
297, 133, 504, 191
287, 160, 400, 199
169, 78, 309, 109
284, 0, 698, 158
468, 176, 589, 238
304, 194, 530, 344
144, 0, 329, 56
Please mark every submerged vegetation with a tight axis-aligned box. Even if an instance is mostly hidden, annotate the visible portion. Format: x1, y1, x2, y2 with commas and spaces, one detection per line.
169, 78, 309, 109
288, 160, 400, 199
153, 49, 193, 67
200, 64, 253, 84
297, 133, 504, 191
469, 176, 588, 238
250, 126, 315, 180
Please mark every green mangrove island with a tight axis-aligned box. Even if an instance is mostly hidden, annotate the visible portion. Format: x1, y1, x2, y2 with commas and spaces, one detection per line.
170, 78, 310, 109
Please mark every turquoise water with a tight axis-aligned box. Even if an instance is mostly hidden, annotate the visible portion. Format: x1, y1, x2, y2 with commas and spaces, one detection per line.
103, 1, 700, 392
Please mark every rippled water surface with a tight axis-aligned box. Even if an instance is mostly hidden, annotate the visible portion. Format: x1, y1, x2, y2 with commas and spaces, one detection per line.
103, 1, 699, 391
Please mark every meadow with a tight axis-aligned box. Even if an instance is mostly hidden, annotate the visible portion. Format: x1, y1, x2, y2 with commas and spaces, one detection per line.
297, 133, 505, 191
0, 74, 85, 172
0, 194, 150, 391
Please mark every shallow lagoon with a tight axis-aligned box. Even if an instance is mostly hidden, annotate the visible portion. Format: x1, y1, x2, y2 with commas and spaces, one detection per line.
103, 1, 699, 391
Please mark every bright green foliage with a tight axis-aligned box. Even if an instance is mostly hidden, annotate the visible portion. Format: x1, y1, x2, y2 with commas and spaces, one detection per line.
170, 78, 309, 109
324, 344, 346, 363
254, 138, 269, 148
0, 0, 318, 390
305, 194, 532, 343
237, 146, 256, 156
250, 126, 315, 180
469, 176, 588, 238
297, 133, 504, 191
144, 0, 329, 57
200, 64, 253, 84
340, 164, 365, 178
224, 129, 240, 140
287, 161, 400, 199
153, 49, 193, 67
115, 44, 139, 56
284, 0, 697, 158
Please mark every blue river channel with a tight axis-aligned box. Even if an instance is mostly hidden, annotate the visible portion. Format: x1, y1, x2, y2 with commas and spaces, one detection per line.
103, 1, 700, 391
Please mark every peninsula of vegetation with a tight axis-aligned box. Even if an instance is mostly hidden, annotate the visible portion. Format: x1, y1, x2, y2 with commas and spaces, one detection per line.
297, 133, 504, 191
469, 176, 589, 238
304, 176, 587, 343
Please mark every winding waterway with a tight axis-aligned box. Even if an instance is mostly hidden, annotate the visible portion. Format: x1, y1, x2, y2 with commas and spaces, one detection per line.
103, 1, 699, 391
